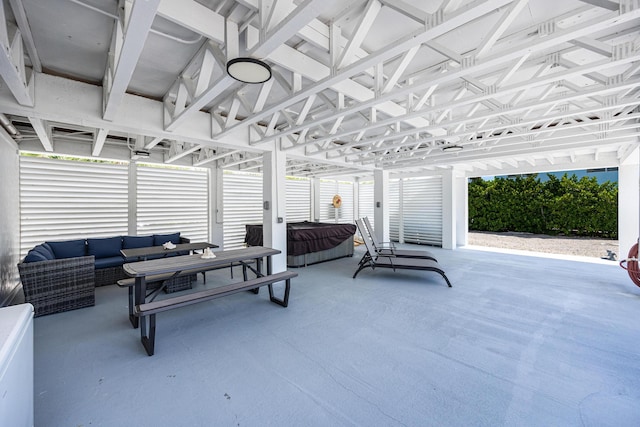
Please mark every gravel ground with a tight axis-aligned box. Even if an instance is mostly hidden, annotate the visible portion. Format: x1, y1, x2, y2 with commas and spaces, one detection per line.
468, 231, 619, 260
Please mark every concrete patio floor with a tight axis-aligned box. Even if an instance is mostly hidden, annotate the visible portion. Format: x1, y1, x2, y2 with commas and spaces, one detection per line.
33, 245, 640, 426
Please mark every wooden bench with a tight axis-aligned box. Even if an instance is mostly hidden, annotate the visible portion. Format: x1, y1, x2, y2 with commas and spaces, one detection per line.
118, 263, 258, 328
133, 270, 298, 356
118, 269, 203, 327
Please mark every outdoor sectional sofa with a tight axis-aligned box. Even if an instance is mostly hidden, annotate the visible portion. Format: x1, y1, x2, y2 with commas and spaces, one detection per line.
18, 232, 190, 317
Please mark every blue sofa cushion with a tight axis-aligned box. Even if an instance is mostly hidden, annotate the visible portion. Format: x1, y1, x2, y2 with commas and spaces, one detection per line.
39, 243, 56, 259
87, 237, 123, 258
122, 235, 154, 249
24, 249, 48, 263
34, 244, 54, 259
94, 256, 125, 269
23, 244, 56, 263
47, 239, 87, 259
153, 232, 181, 246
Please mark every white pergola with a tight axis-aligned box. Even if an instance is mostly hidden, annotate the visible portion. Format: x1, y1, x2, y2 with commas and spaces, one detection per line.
0, 0, 638, 269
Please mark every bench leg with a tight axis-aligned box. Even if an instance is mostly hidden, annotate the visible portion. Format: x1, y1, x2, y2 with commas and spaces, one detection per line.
128, 286, 138, 328
140, 313, 156, 356
268, 278, 291, 307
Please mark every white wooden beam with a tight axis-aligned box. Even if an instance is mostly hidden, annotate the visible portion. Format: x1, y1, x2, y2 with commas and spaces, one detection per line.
193, 149, 241, 167
383, 0, 428, 23
92, 128, 108, 157
571, 36, 613, 58
165, 0, 334, 133
218, 0, 514, 142
103, 0, 160, 121
157, 0, 225, 43
8, 0, 41, 72
0, 2, 32, 106
336, 0, 382, 69
476, 0, 529, 58
382, 45, 420, 94
286, 49, 640, 150
28, 117, 53, 151
578, 0, 619, 11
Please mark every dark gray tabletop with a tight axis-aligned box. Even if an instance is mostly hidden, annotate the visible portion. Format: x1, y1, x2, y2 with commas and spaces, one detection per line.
120, 242, 218, 260
123, 246, 280, 278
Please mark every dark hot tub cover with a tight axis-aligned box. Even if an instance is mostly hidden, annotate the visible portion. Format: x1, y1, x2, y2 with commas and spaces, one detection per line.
245, 221, 356, 256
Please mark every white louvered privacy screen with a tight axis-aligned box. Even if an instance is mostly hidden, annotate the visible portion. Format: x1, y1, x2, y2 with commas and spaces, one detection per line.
19, 155, 129, 255
222, 170, 263, 249
20, 156, 445, 255
19, 155, 209, 256
136, 163, 209, 242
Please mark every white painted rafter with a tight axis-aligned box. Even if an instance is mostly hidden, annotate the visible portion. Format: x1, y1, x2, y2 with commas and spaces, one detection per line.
92, 128, 108, 157
29, 117, 53, 151
0, 1, 32, 106
8, 0, 41, 72
163, 0, 335, 134
300, 57, 640, 154
319, 90, 640, 160
3, 0, 640, 177
215, 0, 515, 144
193, 149, 241, 167
252, 6, 640, 149
476, 0, 529, 58
336, 0, 382, 69
103, 0, 160, 121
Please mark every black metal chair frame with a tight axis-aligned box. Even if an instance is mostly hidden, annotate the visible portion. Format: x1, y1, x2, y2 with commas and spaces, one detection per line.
353, 219, 452, 287
361, 216, 438, 262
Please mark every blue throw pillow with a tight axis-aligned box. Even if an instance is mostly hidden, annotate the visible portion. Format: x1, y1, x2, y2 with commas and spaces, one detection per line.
47, 239, 87, 259
153, 232, 180, 246
32, 244, 54, 260
24, 250, 48, 263
122, 235, 154, 249
87, 237, 123, 258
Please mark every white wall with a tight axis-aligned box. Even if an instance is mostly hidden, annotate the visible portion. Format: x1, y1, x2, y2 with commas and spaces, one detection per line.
0, 138, 20, 305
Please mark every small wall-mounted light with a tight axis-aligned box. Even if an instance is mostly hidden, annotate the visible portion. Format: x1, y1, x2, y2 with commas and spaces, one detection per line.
227, 57, 272, 84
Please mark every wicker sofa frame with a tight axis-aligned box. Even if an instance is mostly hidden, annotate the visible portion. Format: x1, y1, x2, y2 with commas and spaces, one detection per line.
18, 256, 96, 317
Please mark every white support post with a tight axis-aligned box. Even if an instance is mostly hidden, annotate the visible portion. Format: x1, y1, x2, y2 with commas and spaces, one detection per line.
618, 146, 639, 259
262, 149, 287, 273
353, 178, 360, 222
441, 169, 455, 249
210, 166, 224, 248
455, 171, 468, 247
373, 169, 389, 243
127, 161, 137, 235
312, 177, 320, 222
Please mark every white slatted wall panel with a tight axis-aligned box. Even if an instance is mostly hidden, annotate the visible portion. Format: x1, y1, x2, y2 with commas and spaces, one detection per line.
389, 179, 400, 241
286, 178, 311, 222
19, 155, 129, 255
137, 164, 209, 242
402, 176, 443, 246
338, 181, 354, 224
358, 181, 375, 231
223, 171, 263, 249
319, 180, 337, 222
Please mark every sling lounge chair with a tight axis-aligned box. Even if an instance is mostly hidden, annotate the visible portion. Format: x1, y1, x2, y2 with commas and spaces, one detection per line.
361, 217, 438, 261
354, 219, 452, 287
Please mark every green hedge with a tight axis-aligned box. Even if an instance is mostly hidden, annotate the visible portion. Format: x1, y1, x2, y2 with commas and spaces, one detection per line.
468, 174, 618, 238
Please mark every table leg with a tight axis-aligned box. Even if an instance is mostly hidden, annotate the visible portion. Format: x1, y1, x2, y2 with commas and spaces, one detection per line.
131, 276, 147, 329
128, 286, 135, 328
